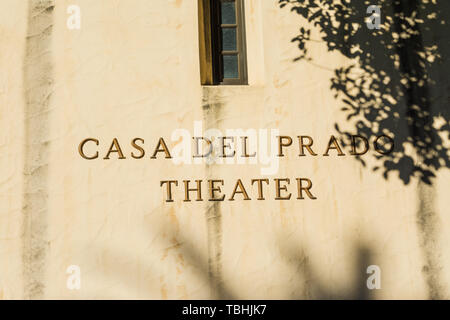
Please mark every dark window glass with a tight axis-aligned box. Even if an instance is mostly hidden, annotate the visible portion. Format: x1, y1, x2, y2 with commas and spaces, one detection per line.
222, 27, 237, 51
221, 1, 236, 24
222, 55, 239, 79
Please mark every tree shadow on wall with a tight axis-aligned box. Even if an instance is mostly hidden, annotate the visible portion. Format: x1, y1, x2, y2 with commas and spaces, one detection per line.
282, 243, 375, 299
90, 212, 374, 299
279, 0, 450, 299
89, 205, 235, 299
279, 0, 449, 185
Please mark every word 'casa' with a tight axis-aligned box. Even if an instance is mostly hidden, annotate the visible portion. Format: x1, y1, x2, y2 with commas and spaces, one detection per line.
160, 178, 317, 202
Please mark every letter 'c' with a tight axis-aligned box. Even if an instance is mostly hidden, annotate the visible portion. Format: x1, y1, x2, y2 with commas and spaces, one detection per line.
78, 138, 99, 160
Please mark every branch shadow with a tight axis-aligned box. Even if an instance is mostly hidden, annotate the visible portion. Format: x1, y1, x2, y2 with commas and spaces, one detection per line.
88, 206, 235, 299
281, 242, 374, 299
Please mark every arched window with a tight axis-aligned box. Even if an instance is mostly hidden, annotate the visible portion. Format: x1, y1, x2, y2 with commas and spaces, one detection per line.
198, 0, 248, 85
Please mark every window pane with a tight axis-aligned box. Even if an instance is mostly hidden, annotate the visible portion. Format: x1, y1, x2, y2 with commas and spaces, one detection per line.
221, 1, 236, 24
222, 54, 239, 79
222, 27, 237, 51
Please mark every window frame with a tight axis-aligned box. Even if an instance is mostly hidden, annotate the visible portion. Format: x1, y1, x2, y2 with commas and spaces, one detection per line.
198, 0, 248, 85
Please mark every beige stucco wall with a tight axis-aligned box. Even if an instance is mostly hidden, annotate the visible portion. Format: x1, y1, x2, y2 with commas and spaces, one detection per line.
0, 0, 448, 299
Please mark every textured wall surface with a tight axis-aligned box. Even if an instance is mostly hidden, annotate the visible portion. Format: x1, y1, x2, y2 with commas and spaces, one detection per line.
0, 0, 449, 299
